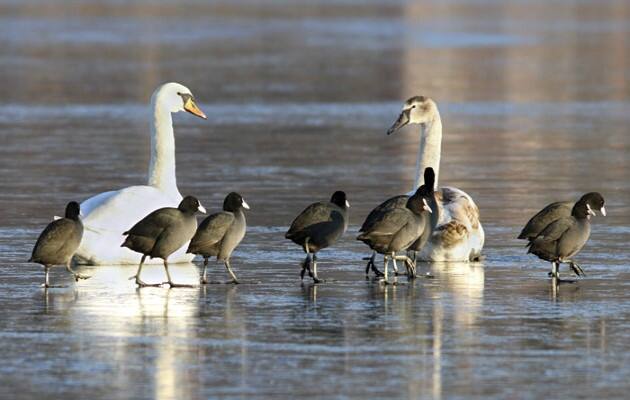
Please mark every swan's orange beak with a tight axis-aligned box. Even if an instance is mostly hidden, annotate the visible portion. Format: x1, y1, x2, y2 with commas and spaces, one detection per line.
184, 97, 207, 119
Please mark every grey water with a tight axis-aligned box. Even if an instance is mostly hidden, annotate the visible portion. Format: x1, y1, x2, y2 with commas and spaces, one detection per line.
1, 0, 630, 399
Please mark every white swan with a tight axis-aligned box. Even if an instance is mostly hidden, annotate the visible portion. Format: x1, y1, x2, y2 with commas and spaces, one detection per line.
75, 82, 207, 265
387, 96, 484, 262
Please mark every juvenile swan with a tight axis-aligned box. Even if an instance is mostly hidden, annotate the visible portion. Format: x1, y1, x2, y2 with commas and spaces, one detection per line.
387, 96, 484, 262
76, 82, 206, 265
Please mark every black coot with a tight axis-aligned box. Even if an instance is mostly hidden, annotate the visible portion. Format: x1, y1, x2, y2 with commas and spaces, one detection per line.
357, 185, 433, 284
360, 168, 437, 277
518, 192, 606, 240
187, 192, 249, 284
122, 195, 205, 287
525, 193, 605, 280
286, 191, 349, 283
29, 201, 89, 287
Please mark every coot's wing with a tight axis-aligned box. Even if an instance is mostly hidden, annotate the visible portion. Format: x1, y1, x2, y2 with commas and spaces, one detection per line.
360, 195, 408, 232
536, 217, 575, 242
363, 208, 410, 236
123, 208, 180, 238
518, 201, 572, 239
189, 212, 235, 250
31, 219, 77, 260
286, 202, 333, 237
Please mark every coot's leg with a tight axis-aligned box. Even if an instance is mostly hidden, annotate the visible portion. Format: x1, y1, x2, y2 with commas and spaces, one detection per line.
379, 254, 391, 285
300, 255, 309, 281
392, 257, 401, 278
301, 238, 314, 281
129, 255, 162, 287
43, 265, 51, 288
567, 260, 585, 277
65, 262, 90, 281
163, 259, 193, 288
394, 255, 416, 278
364, 251, 384, 277
224, 259, 240, 284
312, 254, 323, 284
549, 261, 575, 284
200, 257, 209, 284
392, 253, 400, 276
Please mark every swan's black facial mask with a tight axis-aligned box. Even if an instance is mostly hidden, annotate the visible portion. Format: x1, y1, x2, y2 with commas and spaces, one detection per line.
387, 109, 410, 135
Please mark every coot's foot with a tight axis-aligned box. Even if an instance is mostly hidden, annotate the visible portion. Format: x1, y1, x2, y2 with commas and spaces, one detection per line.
129, 276, 163, 287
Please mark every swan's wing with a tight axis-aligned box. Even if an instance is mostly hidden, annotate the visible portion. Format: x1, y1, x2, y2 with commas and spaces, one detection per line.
80, 185, 182, 235
360, 195, 408, 232
518, 201, 573, 239
432, 187, 481, 247
436, 187, 480, 230
189, 212, 234, 250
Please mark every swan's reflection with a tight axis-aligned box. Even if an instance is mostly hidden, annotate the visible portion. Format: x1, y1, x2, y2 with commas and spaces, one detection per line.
360, 261, 485, 399
41, 263, 204, 399
429, 261, 485, 327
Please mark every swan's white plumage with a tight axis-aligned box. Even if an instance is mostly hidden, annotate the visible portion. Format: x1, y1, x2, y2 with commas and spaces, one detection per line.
396, 96, 484, 262
74, 82, 204, 265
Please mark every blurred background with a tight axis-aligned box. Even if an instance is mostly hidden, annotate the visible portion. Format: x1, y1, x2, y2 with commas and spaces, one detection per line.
0, 1, 629, 399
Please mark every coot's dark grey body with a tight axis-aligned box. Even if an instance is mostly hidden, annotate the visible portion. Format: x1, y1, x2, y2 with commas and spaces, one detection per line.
286, 191, 349, 283
361, 168, 437, 277
524, 193, 605, 280
357, 183, 433, 283
518, 192, 605, 240
187, 192, 249, 284
122, 195, 205, 287
29, 201, 89, 287
361, 195, 408, 276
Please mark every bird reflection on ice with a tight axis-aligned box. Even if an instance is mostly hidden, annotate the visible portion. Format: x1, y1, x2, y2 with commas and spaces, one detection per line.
39, 263, 203, 399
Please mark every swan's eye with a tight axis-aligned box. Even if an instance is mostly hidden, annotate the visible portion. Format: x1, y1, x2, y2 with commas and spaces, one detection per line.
177, 92, 182, 96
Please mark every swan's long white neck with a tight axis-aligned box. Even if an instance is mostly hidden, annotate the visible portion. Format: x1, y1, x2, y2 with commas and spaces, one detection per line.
147, 96, 179, 195
413, 110, 442, 189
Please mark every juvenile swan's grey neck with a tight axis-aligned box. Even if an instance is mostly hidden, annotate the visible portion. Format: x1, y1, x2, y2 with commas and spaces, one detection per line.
413, 111, 442, 189
147, 95, 179, 195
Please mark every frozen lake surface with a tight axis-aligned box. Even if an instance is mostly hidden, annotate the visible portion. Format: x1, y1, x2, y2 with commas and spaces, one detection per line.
0, 0, 629, 399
